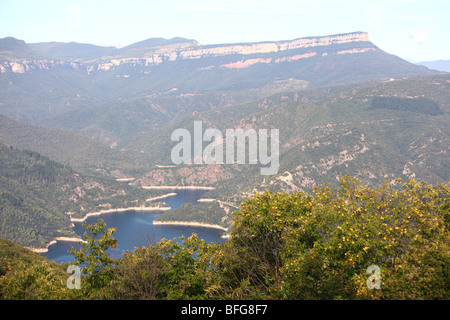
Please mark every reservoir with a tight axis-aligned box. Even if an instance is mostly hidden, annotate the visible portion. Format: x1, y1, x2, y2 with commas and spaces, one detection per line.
41, 189, 226, 264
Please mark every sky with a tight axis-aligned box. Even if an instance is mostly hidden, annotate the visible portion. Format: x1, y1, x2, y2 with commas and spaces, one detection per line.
0, 0, 449, 62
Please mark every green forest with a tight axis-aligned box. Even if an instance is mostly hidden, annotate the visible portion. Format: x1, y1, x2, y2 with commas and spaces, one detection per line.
370, 96, 444, 116
0, 144, 166, 248
1, 177, 448, 300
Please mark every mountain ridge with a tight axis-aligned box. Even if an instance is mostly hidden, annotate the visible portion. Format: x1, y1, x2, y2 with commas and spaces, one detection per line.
0, 31, 438, 124
0, 30, 448, 254
417, 59, 450, 73
29, 41, 117, 61
0, 32, 432, 75
2, 32, 370, 61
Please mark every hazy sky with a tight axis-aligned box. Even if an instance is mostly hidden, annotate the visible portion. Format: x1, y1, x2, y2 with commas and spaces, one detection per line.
1, 0, 448, 62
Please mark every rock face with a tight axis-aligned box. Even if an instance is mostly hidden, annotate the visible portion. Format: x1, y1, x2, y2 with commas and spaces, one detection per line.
0, 59, 80, 73
176, 32, 370, 59
0, 32, 372, 73
85, 32, 374, 72
0, 31, 436, 124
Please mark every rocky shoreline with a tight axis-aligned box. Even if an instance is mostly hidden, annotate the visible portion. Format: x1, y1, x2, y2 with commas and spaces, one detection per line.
30, 205, 171, 253
69, 206, 171, 223
28, 236, 85, 254
141, 185, 215, 190
29, 186, 220, 253
153, 220, 229, 239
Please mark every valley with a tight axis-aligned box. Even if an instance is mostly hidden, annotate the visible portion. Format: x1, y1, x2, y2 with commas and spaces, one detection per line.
0, 32, 448, 248
2, 0, 450, 303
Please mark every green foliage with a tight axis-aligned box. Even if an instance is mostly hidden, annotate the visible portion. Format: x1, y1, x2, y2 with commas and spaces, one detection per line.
0, 260, 71, 300
1, 177, 448, 300
0, 144, 73, 247
109, 177, 450, 300
0, 237, 80, 300
155, 235, 214, 300
225, 176, 449, 300
84, 230, 215, 300
70, 219, 118, 291
370, 96, 443, 115
0, 114, 152, 178
155, 202, 227, 227
87, 178, 450, 300
104, 243, 166, 299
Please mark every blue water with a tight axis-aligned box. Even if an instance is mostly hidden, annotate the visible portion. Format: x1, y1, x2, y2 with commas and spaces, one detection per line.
41, 189, 225, 264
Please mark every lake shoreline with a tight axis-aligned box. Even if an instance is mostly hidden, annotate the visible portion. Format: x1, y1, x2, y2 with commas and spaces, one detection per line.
153, 220, 228, 232
34, 187, 220, 255
28, 237, 85, 253
69, 206, 171, 223
142, 185, 215, 190
31, 206, 171, 253
146, 192, 177, 202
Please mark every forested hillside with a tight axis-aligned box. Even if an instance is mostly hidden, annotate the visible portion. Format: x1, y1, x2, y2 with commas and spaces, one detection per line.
0, 144, 163, 248
0, 114, 152, 178
128, 74, 450, 228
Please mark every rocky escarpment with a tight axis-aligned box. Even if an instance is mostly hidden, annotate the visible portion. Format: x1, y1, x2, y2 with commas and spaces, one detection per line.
179, 32, 370, 59
88, 32, 373, 72
0, 59, 81, 73
0, 32, 373, 74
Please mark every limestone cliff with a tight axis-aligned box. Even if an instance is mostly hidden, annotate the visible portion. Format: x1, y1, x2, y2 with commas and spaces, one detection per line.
0, 32, 373, 74
180, 32, 370, 59
0, 59, 80, 73
89, 32, 372, 71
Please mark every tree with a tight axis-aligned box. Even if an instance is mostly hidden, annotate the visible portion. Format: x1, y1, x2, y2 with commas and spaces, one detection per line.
0, 260, 72, 300
70, 219, 118, 292
213, 176, 449, 300
103, 233, 214, 300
